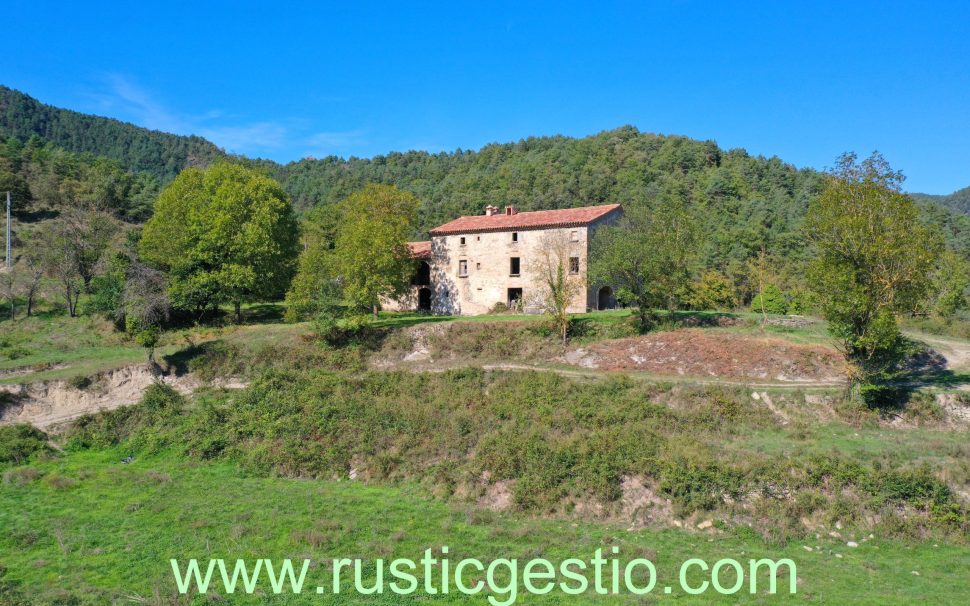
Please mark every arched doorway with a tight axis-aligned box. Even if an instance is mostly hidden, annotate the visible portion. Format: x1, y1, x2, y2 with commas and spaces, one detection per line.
418, 287, 432, 311
598, 286, 615, 310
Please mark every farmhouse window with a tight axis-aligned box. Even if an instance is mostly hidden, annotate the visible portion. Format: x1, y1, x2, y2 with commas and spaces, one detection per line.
510, 257, 521, 276
460, 236, 466, 245
511, 232, 518, 243
569, 257, 580, 274
459, 260, 468, 277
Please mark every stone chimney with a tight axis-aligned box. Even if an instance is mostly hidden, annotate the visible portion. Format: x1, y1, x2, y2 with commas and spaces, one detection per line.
485, 205, 499, 216
504, 206, 518, 216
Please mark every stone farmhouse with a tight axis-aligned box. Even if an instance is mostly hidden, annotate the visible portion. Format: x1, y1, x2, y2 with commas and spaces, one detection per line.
389, 203, 623, 315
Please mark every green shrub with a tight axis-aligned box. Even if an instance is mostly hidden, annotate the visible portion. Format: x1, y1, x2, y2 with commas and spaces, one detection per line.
47, 366, 970, 537
313, 313, 375, 347
686, 270, 737, 311
0, 425, 49, 464
750, 284, 788, 315
902, 392, 946, 425
65, 382, 185, 452
658, 457, 744, 513
186, 340, 245, 380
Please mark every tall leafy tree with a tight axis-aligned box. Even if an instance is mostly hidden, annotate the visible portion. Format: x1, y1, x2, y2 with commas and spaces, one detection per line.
590, 187, 698, 327
331, 184, 419, 318
140, 163, 299, 321
805, 152, 943, 394
284, 206, 340, 322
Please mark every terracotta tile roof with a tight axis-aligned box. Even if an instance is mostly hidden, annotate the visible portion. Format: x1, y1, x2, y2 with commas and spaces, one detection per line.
407, 241, 432, 259
429, 204, 622, 236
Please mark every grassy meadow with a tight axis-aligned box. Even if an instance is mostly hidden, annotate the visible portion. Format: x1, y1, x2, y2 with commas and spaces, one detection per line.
3, 305, 970, 604
3, 448, 969, 605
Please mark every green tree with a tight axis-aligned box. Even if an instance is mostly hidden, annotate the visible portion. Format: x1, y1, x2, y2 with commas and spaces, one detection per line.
139, 163, 299, 321
32, 214, 115, 317
331, 184, 420, 318
805, 152, 943, 393
685, 270, 737, 311
926, 251, 970, 319
590, 189, 698, 328
750, 284, 788, 315
283, 206, 339, 322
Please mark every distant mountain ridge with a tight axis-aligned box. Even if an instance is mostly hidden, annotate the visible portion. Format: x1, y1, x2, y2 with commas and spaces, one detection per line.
913, 186, 970, 215
0, 86, 225, 181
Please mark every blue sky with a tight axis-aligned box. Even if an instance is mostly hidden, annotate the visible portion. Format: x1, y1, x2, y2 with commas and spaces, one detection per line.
3, 1, 968, 193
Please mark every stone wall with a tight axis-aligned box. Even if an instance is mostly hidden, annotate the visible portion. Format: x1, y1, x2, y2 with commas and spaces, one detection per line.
386, 211, 621, 316
430, 225, 592, 315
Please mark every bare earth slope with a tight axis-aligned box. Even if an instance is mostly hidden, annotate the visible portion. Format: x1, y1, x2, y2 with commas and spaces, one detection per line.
561, 329, 846, 383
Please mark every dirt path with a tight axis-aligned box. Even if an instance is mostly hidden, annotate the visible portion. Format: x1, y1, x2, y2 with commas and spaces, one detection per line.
481, 362, 846, 389
907, 332, 970, 371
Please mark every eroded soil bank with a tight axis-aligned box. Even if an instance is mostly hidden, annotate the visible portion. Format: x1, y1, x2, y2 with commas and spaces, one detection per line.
0, 365, 244, 430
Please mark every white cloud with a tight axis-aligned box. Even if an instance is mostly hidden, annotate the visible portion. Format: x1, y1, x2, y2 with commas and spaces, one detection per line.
102, 74, 184, 133
199, 122, 289, 154
304, 129, 368, 157
89, 74, 353, 158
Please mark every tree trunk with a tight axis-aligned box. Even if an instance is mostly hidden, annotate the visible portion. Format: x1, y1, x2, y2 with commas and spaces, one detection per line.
372, 304, 379, 320
65, 285, 77, 317
26, 292, 33, 317
235, 301, 242, 324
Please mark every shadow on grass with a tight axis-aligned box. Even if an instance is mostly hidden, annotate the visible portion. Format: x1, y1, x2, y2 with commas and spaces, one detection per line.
372, 312, 454, 329
902, 343, 970, 388
241, 304, 286, 324
160, 339, 215, 376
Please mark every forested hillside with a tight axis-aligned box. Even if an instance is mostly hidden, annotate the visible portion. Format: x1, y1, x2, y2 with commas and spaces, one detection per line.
3, 84, 970, 291
267, 127, 970, 281
0, 86, 224, 181
914, 186, 970, 215
0, 136, 162, 221
267, 127, 822, 276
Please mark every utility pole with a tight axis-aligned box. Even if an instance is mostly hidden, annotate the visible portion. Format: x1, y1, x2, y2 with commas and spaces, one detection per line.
4, 191, 10, 270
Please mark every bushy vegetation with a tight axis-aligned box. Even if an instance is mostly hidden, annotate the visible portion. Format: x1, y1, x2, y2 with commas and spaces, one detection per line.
0, 424, 49, 464
55, 368, 970, 541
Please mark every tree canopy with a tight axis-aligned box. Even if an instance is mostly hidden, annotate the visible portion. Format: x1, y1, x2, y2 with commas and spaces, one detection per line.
331, 184, 419, 317
590, 188, 698, 325
806, 152, 943, 391
139, 163, 299, 318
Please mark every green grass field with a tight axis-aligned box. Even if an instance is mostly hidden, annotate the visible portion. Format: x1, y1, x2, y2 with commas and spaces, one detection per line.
3, 305, 970, 604
2, 449, 969, 605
